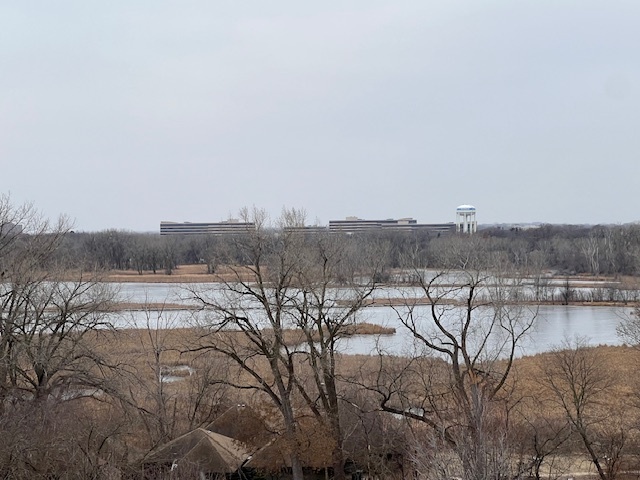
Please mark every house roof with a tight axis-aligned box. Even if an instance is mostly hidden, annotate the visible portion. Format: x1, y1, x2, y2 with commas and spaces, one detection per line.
143, 428, 250, 473
205, 404, 272, 446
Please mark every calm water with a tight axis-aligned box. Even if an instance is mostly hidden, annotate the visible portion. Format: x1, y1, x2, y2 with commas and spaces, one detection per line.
113, 283, 632, 356
338, 304, 629, 356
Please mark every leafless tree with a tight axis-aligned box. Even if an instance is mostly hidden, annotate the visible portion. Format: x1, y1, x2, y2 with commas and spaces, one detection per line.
510, 394, 573, 480
122, 308, 183, 448
616, 306, 640, 346
185, 207, 388, 480
0, 195, 117, 405
541, 338, 622, 480
366, 236, 536, 479
113, 305, 231, 453
0, 195, 130, 478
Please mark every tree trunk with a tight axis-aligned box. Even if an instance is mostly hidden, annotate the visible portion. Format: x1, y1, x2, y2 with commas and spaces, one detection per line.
291, 454, 304, 480
580, 429, 608, 480
325, 366, 346, 480
279, 380, 304, 480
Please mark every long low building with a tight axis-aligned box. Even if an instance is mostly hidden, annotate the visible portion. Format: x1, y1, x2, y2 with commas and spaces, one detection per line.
160, 221, 255, 235
328, 217, 455, 235
160, 217, 455, 236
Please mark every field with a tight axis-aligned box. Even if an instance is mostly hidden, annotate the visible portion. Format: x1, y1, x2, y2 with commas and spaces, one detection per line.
78, 320, 640, 478
102, 264, 244, 283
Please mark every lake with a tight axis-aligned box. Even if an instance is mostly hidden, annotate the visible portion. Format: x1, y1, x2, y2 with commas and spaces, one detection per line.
112, 283, 633, 356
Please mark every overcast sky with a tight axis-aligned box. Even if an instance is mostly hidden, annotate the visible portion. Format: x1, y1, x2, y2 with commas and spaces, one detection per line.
2, 1, 639, 232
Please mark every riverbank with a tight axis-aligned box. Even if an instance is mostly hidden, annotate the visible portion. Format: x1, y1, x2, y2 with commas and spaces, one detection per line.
101, 264, 246, 283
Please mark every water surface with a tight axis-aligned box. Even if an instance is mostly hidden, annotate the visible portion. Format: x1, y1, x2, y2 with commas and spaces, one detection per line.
113, 283, 632, 356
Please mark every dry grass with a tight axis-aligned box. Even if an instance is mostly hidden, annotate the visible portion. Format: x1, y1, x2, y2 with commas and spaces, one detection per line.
102, 264, 257, 283
89, 321, 640, 381
105, 264, 211, 283
93, 326, 640, 404
77, 326, 640, 477
87, 327, 201, 371
281, 322, 396, 346
343, 322, 396, 336
87, 323, 397, 376
513, 344, 640, 397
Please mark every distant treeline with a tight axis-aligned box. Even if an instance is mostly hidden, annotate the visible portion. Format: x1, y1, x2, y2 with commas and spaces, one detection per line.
60, 223, 640, 276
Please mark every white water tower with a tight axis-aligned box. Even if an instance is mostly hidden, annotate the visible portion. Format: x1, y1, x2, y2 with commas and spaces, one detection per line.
456, 205, 477, 234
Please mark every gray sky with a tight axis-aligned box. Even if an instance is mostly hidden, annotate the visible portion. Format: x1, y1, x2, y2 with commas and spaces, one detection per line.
2, 1, 640, 232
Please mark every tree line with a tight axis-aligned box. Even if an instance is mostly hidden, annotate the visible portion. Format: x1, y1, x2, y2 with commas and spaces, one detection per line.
50, 219, 640, 278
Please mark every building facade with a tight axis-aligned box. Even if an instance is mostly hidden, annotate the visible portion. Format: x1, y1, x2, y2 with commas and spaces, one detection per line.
160, 220, 255, 235
328, 217, 455, 235
160, 216, 457, 236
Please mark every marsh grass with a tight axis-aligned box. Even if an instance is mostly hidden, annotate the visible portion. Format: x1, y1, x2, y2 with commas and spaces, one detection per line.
33, 325, 640, 478
101, 264, 257, 283
282, 322, 396, 346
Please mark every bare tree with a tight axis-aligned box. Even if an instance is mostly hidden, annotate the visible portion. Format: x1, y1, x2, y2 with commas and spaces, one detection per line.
527, 249, 552, 302
579, 233, 601, 277
0, 195, 130, 477
0, 195, 117, 405
511, 394, 572, 480
113, 305, 231, 453
367, 237, 536, 479
541, 339, 622, 480
616, 306, 640, 346
185, 207, 388, 480
121, 308, 183, 448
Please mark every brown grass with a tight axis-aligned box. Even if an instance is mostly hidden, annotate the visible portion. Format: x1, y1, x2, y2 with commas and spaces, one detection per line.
102, 264, 257, 283
513, 344, 640, 398
281, 322, 396, 346
105, 302, 196, 311
343, 322, 396, 336
93, 326, 639, 400
87, 323, 397, 376
78, 326, 640, 477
